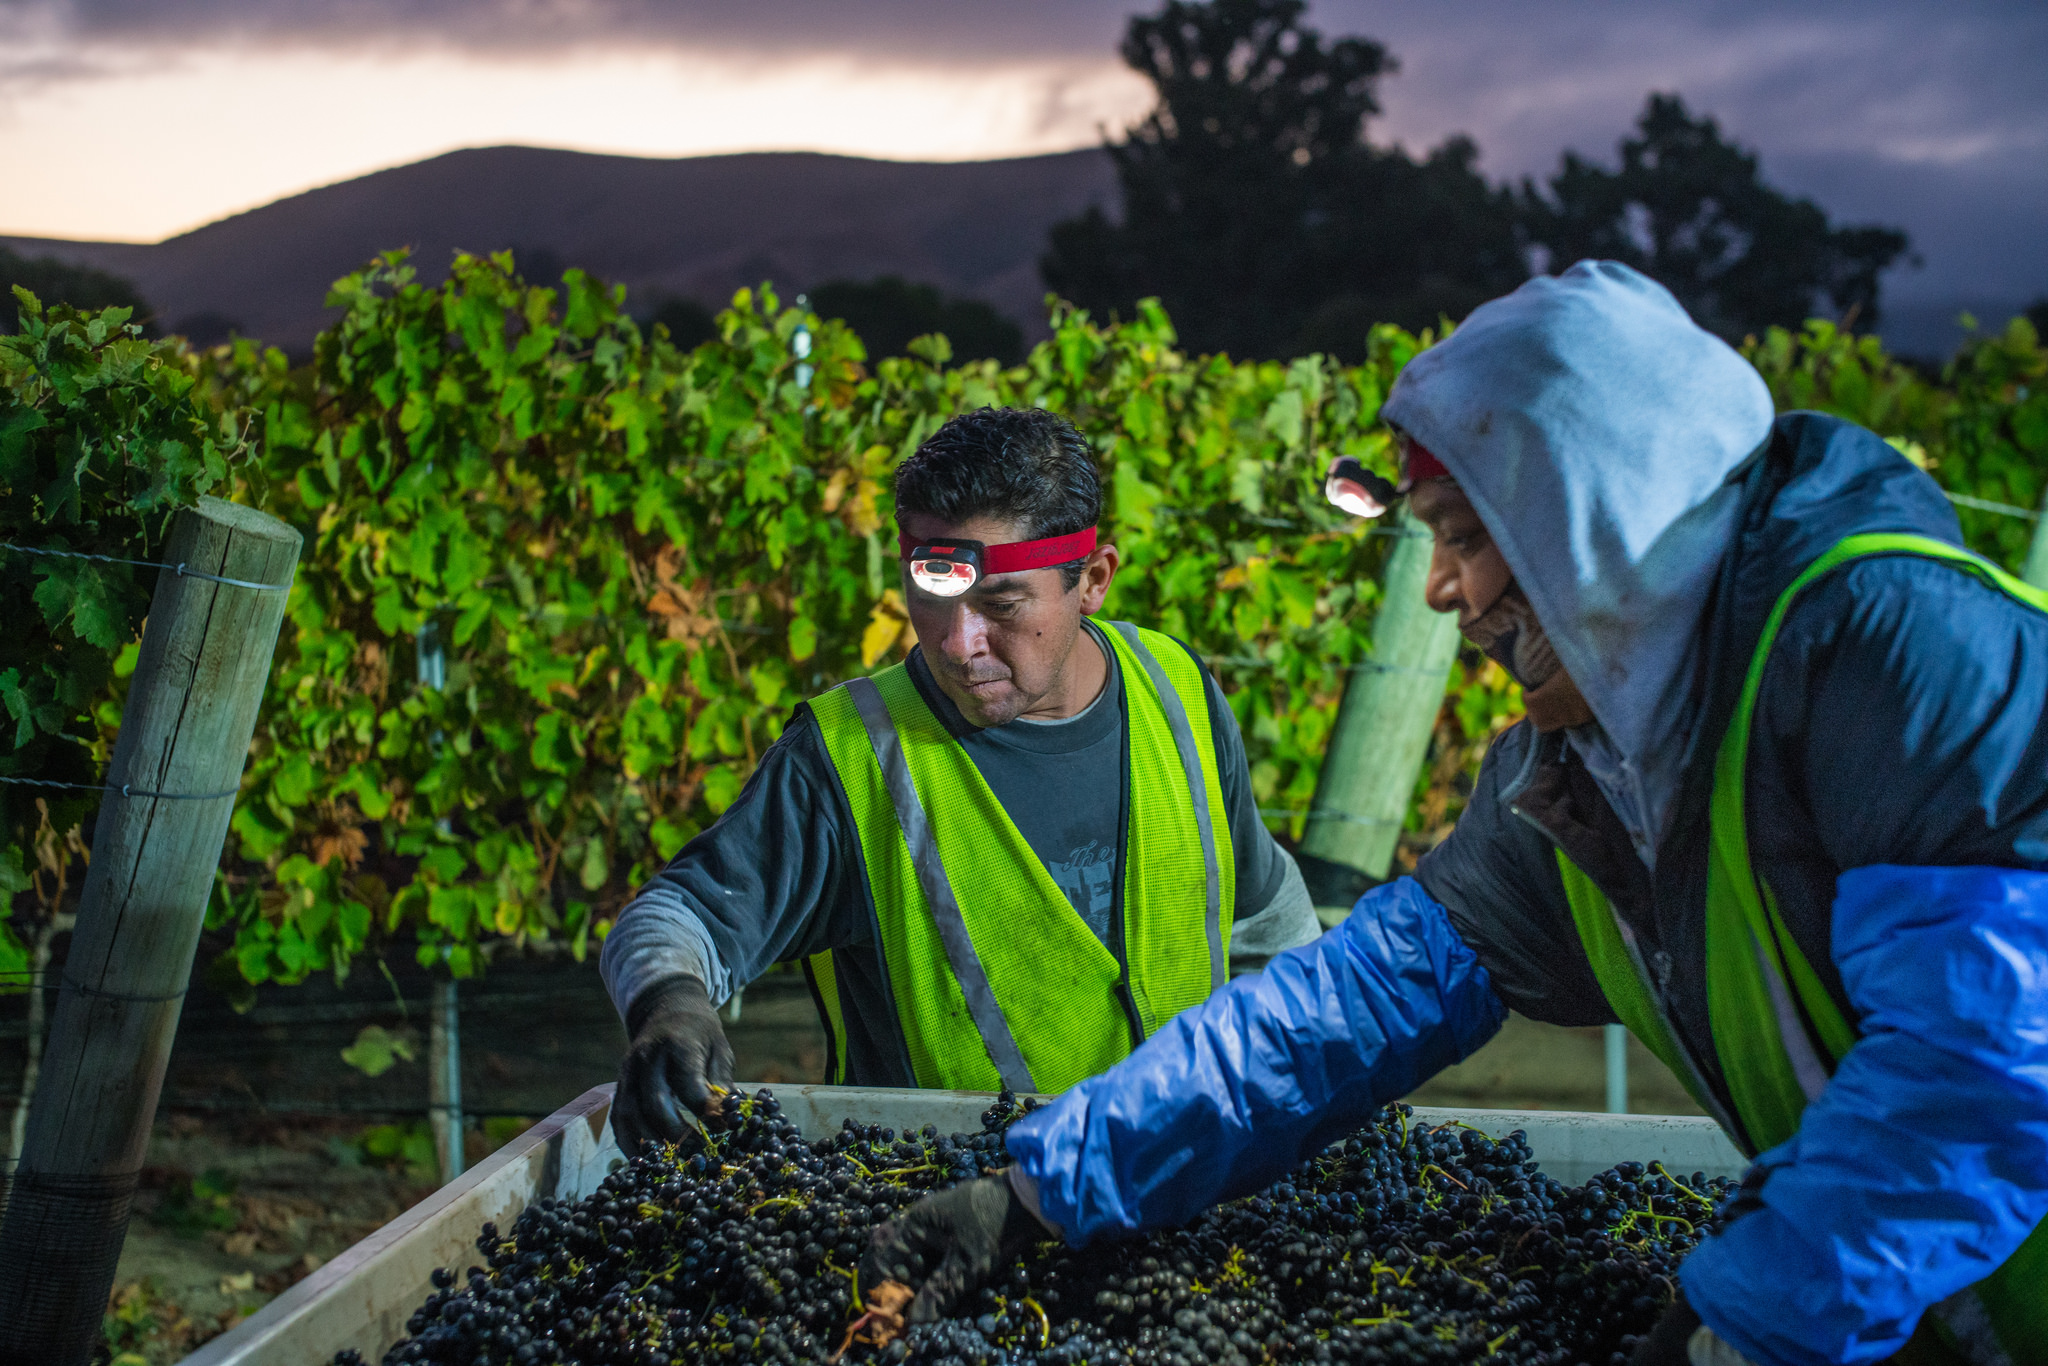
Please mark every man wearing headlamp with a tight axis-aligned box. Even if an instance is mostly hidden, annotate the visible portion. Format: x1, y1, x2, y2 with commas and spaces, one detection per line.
602, 406, 1321, 1147
866, 263, 2048, 1366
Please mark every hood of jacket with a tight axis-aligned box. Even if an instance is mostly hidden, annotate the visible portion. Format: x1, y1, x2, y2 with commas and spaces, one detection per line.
1381, 259, 1776, 851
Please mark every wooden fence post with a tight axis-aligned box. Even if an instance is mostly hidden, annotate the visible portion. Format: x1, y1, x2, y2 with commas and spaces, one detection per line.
0, 498, 299, 1366
1299, 510, 1461, 891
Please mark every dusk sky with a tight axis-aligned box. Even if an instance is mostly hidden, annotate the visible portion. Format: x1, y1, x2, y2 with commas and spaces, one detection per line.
3, 1, 2043, 342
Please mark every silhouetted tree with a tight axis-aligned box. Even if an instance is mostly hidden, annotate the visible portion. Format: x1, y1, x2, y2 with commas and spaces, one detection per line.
170, 311, 243, 348
0, 247, 154, 334
2026, 298, 2048, 340
809, 277, 1024, 366
643, 294, 720, 350
509, 245, 568, 288
1521, 94, 1912, 339
1042, 0, 1522, 359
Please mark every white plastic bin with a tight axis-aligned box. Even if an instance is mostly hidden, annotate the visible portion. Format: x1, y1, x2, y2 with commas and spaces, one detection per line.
180, 1084, 1744, 1366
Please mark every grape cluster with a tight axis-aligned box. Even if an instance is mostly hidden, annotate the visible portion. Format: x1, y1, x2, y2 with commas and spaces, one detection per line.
339, 1090, 1734, 1366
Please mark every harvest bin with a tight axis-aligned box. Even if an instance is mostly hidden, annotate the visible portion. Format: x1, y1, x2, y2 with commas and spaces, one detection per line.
180, 1084, 1746, 1366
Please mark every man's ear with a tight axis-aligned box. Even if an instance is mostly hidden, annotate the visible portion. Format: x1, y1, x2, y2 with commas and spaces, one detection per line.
1077, 542, 1119, 616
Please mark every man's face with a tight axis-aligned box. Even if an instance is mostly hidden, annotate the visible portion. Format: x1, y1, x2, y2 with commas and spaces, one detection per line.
899, 511, 1116, 727
1409, 479, 1513, 626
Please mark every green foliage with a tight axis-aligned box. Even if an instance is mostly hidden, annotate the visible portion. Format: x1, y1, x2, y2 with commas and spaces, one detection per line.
102, 1278, 174, 1362
340, 1022, 420, 1077
1743, 313, 2048, 571
358, 1119, 439, 1181
0, 290, 255, 974
11, 244, 2040, 1005
151, 1168, 240, 1237
484, 1115, 535, 1151
203, 251, 1418, 988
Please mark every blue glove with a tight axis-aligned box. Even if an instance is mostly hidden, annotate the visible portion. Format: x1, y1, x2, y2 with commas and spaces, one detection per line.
1006, 877, 1507, 1243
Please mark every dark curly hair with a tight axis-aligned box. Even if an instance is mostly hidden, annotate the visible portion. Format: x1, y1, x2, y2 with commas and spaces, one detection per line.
892, 407, 1101, 589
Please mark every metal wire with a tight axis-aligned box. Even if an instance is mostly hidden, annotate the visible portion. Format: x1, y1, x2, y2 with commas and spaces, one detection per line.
0, 540, 294, 592
1942, 490, 2041, 522
0, 774, 240, 802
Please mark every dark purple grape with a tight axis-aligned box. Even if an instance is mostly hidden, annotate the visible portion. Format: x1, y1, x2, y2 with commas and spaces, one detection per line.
336, 1091, 1729, 1366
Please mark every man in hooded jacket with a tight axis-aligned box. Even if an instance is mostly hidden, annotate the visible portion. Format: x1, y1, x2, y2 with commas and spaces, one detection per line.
860, 261, 2048, 1365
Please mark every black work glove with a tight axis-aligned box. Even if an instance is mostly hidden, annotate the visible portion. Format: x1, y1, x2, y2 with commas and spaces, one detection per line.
860, 1174, 1052, 1323
1633, 1292, 1756, 1366
611, 974, 734, 1158
1632, 1294, 1702, 1366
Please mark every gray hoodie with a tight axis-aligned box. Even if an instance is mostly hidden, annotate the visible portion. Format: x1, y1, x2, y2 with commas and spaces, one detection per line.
1381, 260, 1775, 861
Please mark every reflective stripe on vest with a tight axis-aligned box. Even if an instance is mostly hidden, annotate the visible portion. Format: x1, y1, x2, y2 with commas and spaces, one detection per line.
807, 622, 1235, 1094
1557, 533, 2048, 1364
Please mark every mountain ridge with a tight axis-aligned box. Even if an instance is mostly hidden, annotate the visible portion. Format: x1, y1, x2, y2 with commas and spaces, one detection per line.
3, 145, 1118, 353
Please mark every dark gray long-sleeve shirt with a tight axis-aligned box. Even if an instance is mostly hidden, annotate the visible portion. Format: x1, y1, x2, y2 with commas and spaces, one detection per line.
600, 620, 1318, 1084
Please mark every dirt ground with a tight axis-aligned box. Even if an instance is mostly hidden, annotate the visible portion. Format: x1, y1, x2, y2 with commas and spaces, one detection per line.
102, 1112, 436, 1364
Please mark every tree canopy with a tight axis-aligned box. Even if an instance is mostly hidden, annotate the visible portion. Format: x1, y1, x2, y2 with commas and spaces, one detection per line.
808, 277, 1024, 366
0, 247, 154, 335
1048, 1, 1912, 358
1042, 0, 1523, 360
1520, 94, 1914, 339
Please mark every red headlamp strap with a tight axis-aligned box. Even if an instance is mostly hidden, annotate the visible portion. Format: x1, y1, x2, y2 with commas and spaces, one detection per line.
984, 527, 1096, 574
1404, 442, 1449, 483
897, 527, 1098, 575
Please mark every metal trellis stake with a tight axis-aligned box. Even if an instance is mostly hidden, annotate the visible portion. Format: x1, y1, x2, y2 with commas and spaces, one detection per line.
1299, 507, 1461, 882
0, 498, 300, 1366
429, 979, 464, 1185
416, 619, 466, 1188
2023, 484, 2048, 591
1605, 1024, 1630, 1114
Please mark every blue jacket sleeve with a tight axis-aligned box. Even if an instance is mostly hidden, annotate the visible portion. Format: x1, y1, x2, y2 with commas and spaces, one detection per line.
1681, 864, 2048, 1366
1004, 877, 1508, 1244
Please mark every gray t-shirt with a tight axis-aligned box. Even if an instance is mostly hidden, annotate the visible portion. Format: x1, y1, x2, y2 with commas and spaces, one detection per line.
949, 643, 1123, 943
600, 620, 1319, 1085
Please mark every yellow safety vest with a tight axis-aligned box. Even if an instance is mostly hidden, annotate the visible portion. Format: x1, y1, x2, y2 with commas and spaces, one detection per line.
1558, 535, 2048, 1364
805, 621, 1235, 1094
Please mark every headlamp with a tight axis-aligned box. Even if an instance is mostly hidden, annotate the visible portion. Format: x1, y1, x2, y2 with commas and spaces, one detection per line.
1323, 439, 1450, 519
1324, 456, 1399, 519
899, 527, 1099, 598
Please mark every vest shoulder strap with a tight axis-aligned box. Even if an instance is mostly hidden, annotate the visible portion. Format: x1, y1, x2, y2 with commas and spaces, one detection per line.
1102, 621, 1231, 993
1710, 532, 2048, 1082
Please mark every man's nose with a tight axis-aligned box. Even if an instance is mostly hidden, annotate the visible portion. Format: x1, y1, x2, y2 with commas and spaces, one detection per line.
1423, 542, 1463, 616
936, 604, 989, 663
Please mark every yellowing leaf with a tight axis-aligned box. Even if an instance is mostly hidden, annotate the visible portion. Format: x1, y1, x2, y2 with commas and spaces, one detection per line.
860, 590, 909, 668
842, 477, 884, 537
821, 467, 853, 513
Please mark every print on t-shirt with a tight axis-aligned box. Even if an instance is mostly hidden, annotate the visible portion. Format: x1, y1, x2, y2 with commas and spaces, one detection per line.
1047, 838, 1117, 944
